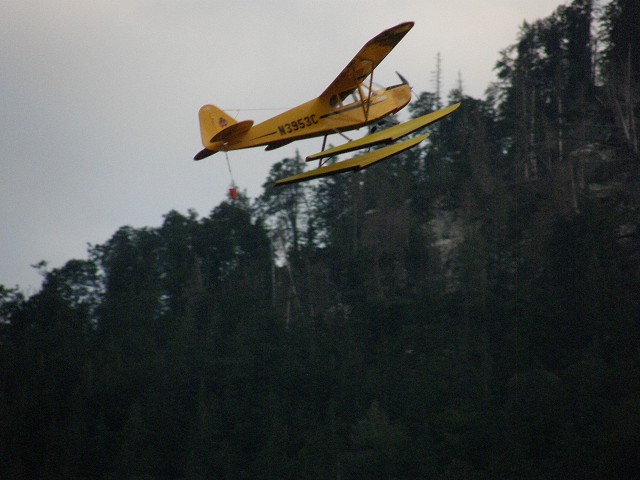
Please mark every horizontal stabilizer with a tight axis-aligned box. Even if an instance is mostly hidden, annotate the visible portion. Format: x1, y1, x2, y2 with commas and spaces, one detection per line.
265, 139, 294, 151
307, 102, 460, 161
210, 120, 254, 143
194, 148, 217, 160
275, 133, 428, 186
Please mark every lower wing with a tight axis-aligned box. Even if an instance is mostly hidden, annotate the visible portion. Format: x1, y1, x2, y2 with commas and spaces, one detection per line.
306, 102, 460, 161
274, 133, 428, 186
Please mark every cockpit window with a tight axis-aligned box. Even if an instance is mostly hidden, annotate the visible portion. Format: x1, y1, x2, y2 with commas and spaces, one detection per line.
339, 89, 355, 101
330, 89, 358, 109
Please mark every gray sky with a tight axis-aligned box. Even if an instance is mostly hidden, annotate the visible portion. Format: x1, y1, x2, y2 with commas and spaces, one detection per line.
1, 0, 565, 290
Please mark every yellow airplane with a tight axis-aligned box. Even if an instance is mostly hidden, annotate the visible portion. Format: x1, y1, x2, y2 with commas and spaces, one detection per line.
194, 22, 460, 186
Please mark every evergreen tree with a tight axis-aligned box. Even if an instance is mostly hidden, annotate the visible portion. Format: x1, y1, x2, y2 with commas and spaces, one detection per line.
600, 0, 640, 156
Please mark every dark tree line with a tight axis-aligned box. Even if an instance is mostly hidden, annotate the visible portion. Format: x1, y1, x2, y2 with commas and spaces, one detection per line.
1, 1, 639, 477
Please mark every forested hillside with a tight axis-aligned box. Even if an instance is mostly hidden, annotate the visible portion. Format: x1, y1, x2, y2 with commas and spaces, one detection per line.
1, 1, 639, 478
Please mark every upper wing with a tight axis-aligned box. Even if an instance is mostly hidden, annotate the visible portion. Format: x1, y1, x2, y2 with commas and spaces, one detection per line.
320, 22, 414, 99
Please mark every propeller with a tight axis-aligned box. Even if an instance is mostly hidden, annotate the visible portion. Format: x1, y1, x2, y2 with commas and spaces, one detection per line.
396, 71, 419, 100
396, 71, 410, 86
370, 72, 415, 133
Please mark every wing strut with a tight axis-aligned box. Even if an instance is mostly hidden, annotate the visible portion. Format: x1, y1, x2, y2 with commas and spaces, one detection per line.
356, 61, 375, 121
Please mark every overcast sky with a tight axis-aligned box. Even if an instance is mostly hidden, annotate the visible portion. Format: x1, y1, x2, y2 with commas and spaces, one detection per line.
1, 0, 566, 291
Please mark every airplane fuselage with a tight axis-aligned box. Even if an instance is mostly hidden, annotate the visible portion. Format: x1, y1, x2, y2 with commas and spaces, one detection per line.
205, 83, 411, 153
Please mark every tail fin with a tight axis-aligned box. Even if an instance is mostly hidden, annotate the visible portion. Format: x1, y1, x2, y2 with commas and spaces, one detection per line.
198, 104, 238, 147
195, 105, 254, 160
